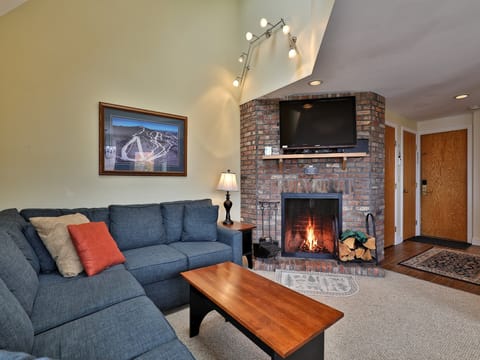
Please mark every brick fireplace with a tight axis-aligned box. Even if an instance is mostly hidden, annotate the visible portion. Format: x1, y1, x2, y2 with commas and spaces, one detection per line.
240, 92, 385, 262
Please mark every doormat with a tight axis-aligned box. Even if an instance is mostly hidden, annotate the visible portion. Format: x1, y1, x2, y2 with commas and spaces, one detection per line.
275, 270, 359, 297
400, 248, 480, 285
406, 236, 471, 250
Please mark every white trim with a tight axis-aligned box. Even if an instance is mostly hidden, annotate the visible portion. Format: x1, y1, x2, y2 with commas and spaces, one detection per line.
417, 124, 473, 244
385, 121, 401, 245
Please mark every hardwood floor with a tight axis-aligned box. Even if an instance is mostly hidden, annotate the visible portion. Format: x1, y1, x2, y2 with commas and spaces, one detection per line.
381, 240, 480, 296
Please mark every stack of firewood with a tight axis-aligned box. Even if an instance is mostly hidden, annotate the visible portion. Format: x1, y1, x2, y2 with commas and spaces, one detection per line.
338, 230, 376, 262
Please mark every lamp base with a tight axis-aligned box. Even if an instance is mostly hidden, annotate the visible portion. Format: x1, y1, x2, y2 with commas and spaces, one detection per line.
223, 191, 234, 225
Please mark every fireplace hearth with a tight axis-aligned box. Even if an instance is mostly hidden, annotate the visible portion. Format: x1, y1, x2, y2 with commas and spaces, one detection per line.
281, 193, 342, 259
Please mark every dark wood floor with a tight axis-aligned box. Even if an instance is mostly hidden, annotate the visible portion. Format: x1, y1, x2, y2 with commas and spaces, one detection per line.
381, 240, 480, 296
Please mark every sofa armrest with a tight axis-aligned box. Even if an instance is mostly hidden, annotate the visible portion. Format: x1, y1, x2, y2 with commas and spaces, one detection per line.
0, 350, 57, 360
216, 226, 242, 265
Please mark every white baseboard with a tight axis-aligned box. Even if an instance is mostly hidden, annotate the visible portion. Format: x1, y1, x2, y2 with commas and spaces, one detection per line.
472, 236, 480, 246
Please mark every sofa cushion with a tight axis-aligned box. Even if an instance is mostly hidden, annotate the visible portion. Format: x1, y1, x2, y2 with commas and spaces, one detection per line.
161, 199, 212, 243
0, 208, 29, 225
20, 207, 108, 224
30, 214, 89, 277
123, 244, 188, 285
109, 204, 166, 250
32, 268, 144, 334
71, 207, 110, 225
0, 277, 34, 354
0, 231, 39, 316
32, 297, 177, 360
2, 223, 40, 274
22, 224, 57, 273
68, 222, 125, 276
134, 339, 195, 360
169, 241, 232, 269
181, 205, 218, 242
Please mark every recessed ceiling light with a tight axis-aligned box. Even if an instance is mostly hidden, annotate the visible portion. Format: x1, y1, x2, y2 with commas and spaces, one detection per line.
455, 94, 469, 100
308, 80, 322, 86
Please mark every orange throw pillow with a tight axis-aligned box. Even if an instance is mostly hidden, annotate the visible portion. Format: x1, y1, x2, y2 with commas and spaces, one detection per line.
68, 222, 125, 276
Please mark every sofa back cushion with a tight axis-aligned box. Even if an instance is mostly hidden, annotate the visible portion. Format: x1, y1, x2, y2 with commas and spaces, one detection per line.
3, 224, 40, 274
0, 231, 39, 316
21, 207, 109, 227
22, 223, 57, 273
0, 209, 40, 274
181, 205, 219, 242
0, 277, 34, 354
161, 199, 212, 243
109, 204, 166, 250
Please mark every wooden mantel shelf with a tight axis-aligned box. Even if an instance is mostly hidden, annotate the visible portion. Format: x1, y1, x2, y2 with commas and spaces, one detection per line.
262, 152, 368, 170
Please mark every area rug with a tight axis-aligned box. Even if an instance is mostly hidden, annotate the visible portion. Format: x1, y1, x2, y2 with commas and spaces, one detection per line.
274, 270, 359, 296
166, 270, 480, 360
400, 247, 480, 285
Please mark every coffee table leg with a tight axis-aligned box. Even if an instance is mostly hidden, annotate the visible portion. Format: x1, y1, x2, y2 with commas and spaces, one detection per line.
189, 286, 214, 337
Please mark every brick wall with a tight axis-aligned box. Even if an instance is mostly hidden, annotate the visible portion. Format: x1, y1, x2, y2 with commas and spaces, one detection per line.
240, 92, 386, 261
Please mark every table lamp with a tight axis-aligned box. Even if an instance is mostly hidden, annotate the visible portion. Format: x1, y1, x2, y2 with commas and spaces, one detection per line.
216, 169, 238, 225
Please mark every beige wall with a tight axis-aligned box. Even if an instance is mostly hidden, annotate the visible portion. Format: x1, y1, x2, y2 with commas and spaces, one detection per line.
385, 109, 417, 130
0, 0, 243, 216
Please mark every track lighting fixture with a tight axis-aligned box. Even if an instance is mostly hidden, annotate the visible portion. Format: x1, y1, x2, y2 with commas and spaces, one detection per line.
288, 35, 297, 59
233, 17, 298, 88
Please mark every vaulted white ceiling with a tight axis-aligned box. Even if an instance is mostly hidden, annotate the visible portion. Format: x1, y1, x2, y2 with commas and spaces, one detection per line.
268, 0, 480, 121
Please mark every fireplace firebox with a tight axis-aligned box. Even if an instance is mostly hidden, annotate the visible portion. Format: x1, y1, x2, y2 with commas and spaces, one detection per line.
281, 193, 342, 259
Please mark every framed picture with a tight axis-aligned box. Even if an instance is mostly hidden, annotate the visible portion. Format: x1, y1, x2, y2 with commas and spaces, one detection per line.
99, 102, 187, 176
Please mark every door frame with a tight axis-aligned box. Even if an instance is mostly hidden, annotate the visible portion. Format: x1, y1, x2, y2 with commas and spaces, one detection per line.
418, 124, 473, 243
385, 121, 401, 245
399, 126, 419, 240
385, 121, 402, 246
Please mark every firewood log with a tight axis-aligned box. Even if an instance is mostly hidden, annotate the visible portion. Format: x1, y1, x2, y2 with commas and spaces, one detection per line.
343, 237, 356, 250
355, 247, 365, 258
364, 237, 376, 250
339, 242, 351, 258
361, 249, 373, 261
347, 251, 355, 261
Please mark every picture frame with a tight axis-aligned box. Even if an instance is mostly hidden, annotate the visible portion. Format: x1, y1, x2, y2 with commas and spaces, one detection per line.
99, 102, 187, 176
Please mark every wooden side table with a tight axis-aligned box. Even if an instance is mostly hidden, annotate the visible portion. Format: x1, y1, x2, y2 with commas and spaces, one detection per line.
219, 222, 256, 268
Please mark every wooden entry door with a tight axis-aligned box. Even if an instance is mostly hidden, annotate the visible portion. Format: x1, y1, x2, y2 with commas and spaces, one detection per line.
403, 130, 417, 240
384, 125, 396, 247
420, 130, 467, 242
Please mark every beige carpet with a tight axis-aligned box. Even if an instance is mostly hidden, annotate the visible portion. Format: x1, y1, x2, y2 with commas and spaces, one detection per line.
166, 270, 480, 360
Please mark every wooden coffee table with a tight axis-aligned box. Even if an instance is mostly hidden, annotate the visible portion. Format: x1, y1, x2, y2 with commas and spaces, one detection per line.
181, 262, 344, 360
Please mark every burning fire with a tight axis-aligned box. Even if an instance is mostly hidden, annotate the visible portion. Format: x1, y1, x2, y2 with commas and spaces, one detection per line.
303, 219, 318, 251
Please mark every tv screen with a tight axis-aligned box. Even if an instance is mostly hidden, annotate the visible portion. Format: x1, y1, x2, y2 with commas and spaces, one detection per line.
279, 96, 357, 151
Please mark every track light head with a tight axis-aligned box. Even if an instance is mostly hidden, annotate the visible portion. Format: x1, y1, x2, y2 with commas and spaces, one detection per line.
260, 18, 268, 28
233, 77, 240, 87
288, 35, 297, 58
282, 24, 290, 35
238, 53, 247, 63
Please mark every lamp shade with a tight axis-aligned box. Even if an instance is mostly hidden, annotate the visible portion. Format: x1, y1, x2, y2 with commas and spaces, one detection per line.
216, 170, 238, 192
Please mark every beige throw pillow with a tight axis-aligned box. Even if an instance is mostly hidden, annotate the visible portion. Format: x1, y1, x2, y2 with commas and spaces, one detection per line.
30, 213, 90, 277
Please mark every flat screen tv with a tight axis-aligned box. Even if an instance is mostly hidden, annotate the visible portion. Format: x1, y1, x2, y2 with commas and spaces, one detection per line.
279, 96, 357, 151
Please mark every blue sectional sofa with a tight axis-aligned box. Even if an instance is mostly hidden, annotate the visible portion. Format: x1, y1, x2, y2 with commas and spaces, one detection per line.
0, 199, 242, 360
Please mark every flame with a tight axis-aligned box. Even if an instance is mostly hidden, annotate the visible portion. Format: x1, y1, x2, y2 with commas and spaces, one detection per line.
304, 218, 318, 250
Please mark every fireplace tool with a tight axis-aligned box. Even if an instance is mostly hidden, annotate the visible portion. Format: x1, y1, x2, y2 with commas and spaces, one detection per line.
365, 212, 378, 264
255, 201, 280, 258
